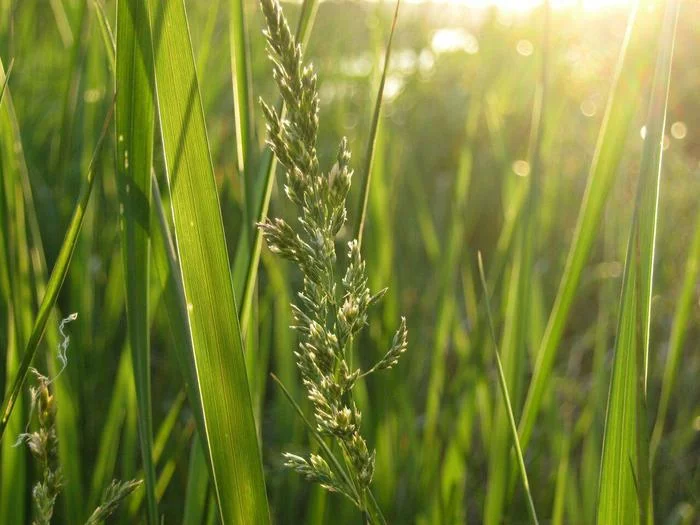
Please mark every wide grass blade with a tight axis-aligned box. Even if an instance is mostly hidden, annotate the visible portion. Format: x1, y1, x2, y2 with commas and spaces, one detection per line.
115, 0, 158, 520
596, 1, 680, 523
478, 253, 539, 525
147, 0, 270, 521
517, 2, 662, 451
0, 99, 114, 439
354, 0, 400, 248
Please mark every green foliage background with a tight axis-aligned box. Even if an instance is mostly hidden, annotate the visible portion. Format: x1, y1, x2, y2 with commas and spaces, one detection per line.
0, 0, 698, 523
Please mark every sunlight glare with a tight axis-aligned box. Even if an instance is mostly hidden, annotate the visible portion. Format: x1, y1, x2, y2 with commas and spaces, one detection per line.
419, 0, 633, 10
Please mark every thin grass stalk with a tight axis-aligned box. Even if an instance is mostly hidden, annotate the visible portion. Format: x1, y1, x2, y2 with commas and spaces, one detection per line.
478, 253, 539, 525
354, 0, 400, 249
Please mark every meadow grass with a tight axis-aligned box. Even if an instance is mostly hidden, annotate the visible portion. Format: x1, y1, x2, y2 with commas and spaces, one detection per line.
0, 0, 697, 523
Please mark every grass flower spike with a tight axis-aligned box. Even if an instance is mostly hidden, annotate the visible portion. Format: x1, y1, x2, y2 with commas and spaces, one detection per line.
259, 0, 408, 519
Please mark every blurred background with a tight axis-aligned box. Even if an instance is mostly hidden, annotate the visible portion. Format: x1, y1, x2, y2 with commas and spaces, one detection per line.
0, 0, 698, 523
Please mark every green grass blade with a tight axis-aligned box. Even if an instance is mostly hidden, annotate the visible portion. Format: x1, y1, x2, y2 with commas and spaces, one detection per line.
233, 0, 319, 329
229, 0, 253, 188
92, 0, 116, 75
0, 58, 12, 106
596, 2, 680, 523
229, 0, 254, 294
115, 0, 158, 520
517, 2, 660, 450
0, 100, 114, 439
650, 203, 700, 461
183, 434, 210, 525
89, 345, 132, 509
354, 0, 400, 248
7, 61, 85, 521
147, 0, 269, 520
478, 253, 539, 525
0, 313, 26, 525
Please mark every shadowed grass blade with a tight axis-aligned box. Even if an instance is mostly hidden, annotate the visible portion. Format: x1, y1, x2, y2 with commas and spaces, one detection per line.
147, 0, 270, 521
115, 0, 158, 520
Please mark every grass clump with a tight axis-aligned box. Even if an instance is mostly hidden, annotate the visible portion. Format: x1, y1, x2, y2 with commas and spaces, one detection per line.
258, 0, 407, 520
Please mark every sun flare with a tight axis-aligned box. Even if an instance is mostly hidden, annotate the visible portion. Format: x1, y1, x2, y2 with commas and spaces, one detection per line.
416, 0, 634, 10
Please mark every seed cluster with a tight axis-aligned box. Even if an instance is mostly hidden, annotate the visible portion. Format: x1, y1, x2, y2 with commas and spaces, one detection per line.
259, 0, 408, 509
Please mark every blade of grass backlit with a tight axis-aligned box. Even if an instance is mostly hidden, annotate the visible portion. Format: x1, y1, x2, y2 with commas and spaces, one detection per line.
229, 0, 254, 198
478, 253, 539, 525
518, 2, 662, 451
597, 2, 680, 523
147, 0, 269, 521
233, 0, 319, 329
115, 0, 157, 520
354, 0, 400, 248
0, 100, 114, 439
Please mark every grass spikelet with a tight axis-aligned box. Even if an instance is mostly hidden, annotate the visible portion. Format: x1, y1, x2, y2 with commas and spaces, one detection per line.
259, 0, 407, 520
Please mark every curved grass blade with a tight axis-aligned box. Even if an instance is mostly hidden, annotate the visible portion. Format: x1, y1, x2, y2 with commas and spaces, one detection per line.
478, 253, 540, 525
517, 2, 662, 451
354, 0, 400, 248
0, 100, 114, 439
115, 0, 158, 520
147, 0, 270, 521
597, 2, 680, 523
